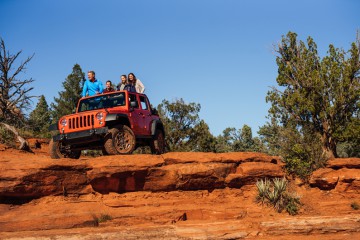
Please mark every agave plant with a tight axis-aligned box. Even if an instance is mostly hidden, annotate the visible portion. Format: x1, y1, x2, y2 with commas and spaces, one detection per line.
256, 178, 271, 203
255, 177, 301, 215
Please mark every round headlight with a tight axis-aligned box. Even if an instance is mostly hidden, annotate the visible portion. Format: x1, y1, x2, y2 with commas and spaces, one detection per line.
60, 118, 67, 126
96, 112, 103, 120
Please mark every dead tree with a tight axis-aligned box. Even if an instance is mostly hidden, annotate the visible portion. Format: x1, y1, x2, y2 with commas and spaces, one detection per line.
0, 37, 36, 151
0, 122, 30, 151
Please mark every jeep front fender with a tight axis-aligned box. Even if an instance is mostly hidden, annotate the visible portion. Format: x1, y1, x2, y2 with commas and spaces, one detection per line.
105, 113, 130, 128
105, 113, 128, 121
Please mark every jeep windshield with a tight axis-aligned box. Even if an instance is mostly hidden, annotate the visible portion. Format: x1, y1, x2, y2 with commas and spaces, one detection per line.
78, 92, 126, 113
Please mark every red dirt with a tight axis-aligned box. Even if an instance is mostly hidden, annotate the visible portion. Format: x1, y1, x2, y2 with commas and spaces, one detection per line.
0, 142, 359, 239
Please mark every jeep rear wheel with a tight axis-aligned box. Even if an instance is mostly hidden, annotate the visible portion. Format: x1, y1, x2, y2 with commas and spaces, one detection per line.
150, 129, 165, 155
49, 139, 81, 159
104, 125, 135, 155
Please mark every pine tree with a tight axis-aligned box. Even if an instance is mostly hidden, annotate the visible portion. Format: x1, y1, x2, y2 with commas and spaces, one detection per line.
51, 64, 85, 122
29, 95, 51, 134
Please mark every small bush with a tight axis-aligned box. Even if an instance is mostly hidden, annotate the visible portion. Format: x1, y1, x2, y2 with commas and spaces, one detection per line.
284, 192, 301, 215
98, 214, 112, 223
92, 213, 112, 226
82, 150, 102, 157
351, 202, 359, 210
0, 126, 16, 148
256, 177, 301, 215
133, 146, 151, 154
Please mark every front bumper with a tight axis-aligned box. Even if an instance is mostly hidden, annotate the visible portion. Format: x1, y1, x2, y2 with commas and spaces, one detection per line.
53, 127, 109, 142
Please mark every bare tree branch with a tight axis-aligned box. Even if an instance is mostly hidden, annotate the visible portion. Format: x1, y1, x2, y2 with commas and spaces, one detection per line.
0, 37, 36, 127
0, 122, 30, 151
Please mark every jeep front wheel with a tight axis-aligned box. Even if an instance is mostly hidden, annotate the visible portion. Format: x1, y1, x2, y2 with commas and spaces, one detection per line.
49, 139, 81, 159
49, 139, 64, 159
104, 125, 135, 155
150, 129, 165, 155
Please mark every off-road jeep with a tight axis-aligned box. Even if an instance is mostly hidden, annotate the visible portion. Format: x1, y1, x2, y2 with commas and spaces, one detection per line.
49, 90, 165, 159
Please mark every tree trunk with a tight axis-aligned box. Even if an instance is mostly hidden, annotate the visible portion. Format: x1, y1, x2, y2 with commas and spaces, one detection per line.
0, 122, 30, 151
321, 133, 337, 159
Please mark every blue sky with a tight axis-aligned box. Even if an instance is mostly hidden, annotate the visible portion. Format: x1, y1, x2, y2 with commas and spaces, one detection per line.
1, 0, 359, 136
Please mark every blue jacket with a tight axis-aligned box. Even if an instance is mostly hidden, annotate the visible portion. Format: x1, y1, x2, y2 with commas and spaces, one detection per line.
82, 79, 104, 97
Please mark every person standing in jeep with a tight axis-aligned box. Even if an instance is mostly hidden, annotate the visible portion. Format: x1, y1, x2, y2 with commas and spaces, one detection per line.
82, 70, 104, 97
103, 80, 115, 93
128, 73, 145, 93
116, 75, 128, 91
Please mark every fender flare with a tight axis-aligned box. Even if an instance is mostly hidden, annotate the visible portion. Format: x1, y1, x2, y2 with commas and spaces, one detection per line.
151, 119, 165, 136
105, 113, 131, 128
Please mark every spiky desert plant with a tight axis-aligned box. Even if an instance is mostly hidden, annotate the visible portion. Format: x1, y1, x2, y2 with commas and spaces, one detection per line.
256, 178, 271, 203
255, 177, 301, 215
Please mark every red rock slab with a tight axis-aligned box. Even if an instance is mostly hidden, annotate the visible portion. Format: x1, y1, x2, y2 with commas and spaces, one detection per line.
310, 168, 360, 191
326, 158, 360, 169
226, 162, 285, 188
144, 162, 236, 191
162, 152, 282, 165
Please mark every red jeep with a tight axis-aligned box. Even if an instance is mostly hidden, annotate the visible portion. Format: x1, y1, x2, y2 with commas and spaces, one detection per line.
49, 90, 165, 159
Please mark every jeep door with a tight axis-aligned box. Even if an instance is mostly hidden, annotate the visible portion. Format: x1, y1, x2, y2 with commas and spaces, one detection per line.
128, 93, 150, 136
138, 95, 153, 136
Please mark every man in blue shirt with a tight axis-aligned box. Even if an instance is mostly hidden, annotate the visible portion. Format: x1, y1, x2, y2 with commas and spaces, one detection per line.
82, 71, 104, 97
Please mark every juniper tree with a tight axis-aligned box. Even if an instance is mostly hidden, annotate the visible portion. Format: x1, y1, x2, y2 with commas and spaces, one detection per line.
157, 98, 216, 152
215, 125, 264, 153
267, 32, 360, 159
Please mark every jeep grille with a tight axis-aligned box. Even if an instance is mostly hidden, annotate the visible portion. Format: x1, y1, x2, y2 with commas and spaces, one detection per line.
68, 114, 95, 129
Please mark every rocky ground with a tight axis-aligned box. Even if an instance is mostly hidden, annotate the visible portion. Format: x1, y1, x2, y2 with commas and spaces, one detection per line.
0, 140, 359, 239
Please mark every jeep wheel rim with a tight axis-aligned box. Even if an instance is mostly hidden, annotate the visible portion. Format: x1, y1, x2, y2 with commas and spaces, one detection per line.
114, 129, 133, 153
56, 142, 67, 157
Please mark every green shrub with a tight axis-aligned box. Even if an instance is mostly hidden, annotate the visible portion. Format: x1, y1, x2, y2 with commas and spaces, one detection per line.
82, 150, 102, 157
0, 126, 16, 148
133, 146, 151, 154
285, 193, 301, 215
92, 213, 112, 226
281, 130, 327, 181
256, 177, 301, 215
98, 214, 112, 223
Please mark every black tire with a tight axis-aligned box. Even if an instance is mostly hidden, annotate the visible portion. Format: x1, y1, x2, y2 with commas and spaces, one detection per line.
101, 147, 109, 156
150, 129, 165, 155
104, 125, 136, 155
49, 138, 63, 159
49, 139, 81, 159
